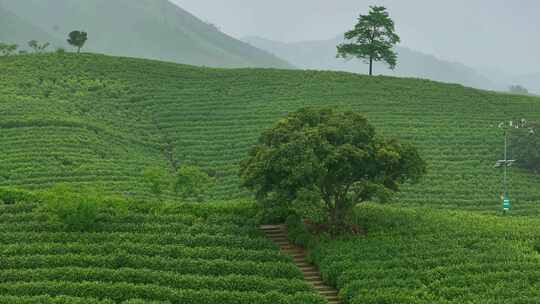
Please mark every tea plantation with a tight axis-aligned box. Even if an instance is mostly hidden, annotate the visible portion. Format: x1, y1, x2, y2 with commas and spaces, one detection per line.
305, 204, 540, 304
1, 53, 539, 212
0, 198, 326, 303
2, 53, 540, 303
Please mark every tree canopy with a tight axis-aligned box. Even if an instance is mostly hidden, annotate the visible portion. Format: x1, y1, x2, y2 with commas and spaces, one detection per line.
510, 122, 539, 173
337, 6, 400, 76
174, 165, 214, 202
509, 85, 529, 95
143, 167, 170, 201
240, 108, 426, 232
28, 40, 50, 53
67, 30, 88, 53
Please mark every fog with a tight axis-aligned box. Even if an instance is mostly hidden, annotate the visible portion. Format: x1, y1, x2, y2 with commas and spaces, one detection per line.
172, 0, 540, 76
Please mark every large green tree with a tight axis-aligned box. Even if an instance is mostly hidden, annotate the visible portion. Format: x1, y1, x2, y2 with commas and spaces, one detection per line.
337, 6, 400, 76
240, 108, 426, 232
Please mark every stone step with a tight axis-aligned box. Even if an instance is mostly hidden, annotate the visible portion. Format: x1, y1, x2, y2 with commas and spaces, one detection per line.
268, 236, 287, 240
264, 229, 285, 233
311, 283, 334, 290
265, 233, 284, 236
259, 225, 340, 304
319, 290, 338, 295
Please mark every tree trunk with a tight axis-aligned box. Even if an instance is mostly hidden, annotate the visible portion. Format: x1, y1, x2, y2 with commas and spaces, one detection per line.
77, 47, 81, 54
329, 206, 337, 232
329, 198, 346, 235
369, 56, 373, 76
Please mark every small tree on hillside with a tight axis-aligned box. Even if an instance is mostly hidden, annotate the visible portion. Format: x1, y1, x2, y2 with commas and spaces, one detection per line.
0, 43, 18, 56
509, 85, 529, 95
337, 6, 400, 76
67, 30, 88, 53
509, 122, 539, 173
174, 165, 214, 202
143, 167, 170, 201
28, 40, 50, 53
240, 108, 426, 233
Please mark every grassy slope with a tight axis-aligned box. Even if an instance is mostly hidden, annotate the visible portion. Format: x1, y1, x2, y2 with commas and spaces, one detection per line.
0, 0, 291, 68
1, 53, 540, 212
311, 204, 540, 303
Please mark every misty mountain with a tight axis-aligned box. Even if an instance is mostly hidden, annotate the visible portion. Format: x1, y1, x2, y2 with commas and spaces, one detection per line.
243, 36, 498, 91
0, 0, 291, 68
0, 4, 63, 49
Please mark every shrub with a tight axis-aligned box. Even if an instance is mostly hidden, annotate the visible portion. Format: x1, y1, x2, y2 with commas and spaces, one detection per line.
0, 187, 40, 205
174, 165, 215, 202
39, 184, 126, 231
510, 123, 540, 173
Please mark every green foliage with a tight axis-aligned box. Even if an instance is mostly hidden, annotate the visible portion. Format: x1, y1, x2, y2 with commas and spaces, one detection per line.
310, 204, 540, 303
143, 167, 170, 200
174, 165, 215, 202
240, 108, 426, 232
0, 42, 18, 56
0, 281, 325, 304
28, 40, 50, 53
39, 184, 127, 231
40, 184, 100, 231
0, 198, 326, 302
0, 187, 40, 205
337, 6, 400, 75
510, 123, 540, 172
67, 30, 88, 53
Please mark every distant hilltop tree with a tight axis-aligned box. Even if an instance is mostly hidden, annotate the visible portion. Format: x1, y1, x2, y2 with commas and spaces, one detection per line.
28, 40, 50, 53
205, 21, 221, 32
337, 6, 400, 76
509, 85, 529, 95
67, 30, 88, 53
0, 42, 18, 56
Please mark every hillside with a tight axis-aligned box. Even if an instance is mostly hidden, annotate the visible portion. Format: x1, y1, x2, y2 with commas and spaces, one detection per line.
243, 36, 498, 91
0, 0, 290, 68
0, 4, 63, 49
1, 53, 540, 212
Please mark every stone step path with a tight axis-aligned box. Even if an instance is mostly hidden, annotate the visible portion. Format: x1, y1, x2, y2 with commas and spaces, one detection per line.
260, 225, 340, 304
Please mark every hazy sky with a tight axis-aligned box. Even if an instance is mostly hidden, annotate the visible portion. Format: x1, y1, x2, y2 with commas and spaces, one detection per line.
171, 0, 540, 75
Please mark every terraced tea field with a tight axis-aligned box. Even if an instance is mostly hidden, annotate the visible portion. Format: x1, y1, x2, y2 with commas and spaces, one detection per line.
310, 204, 540, 304
1, 53, 540, 212
0, 200, 326, 303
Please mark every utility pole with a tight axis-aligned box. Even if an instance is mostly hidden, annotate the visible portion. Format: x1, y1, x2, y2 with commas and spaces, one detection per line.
494, 120, 519, 212
493, 118, 536, 212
